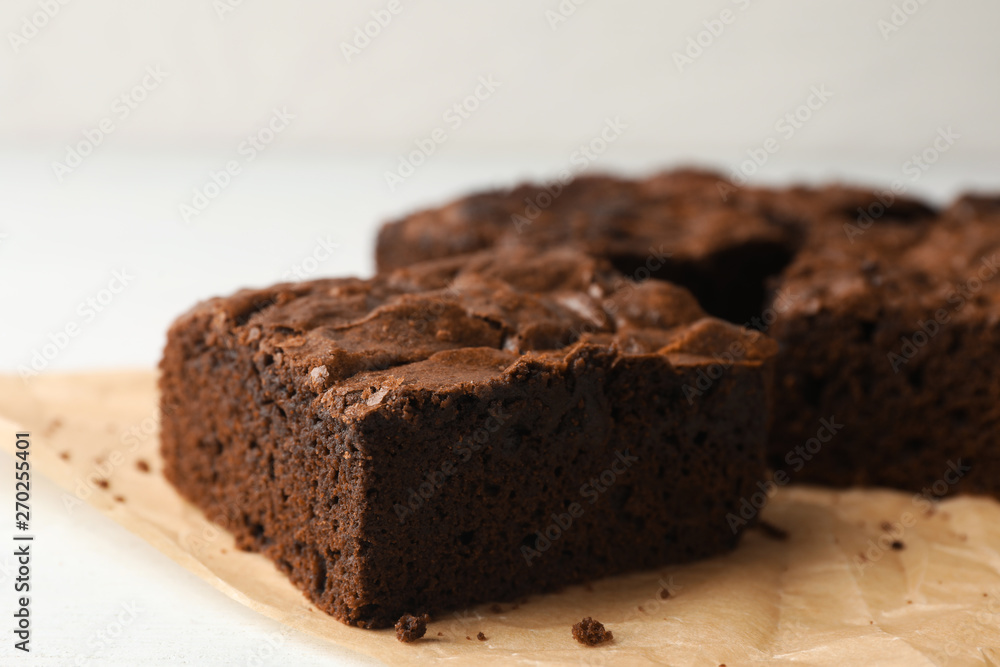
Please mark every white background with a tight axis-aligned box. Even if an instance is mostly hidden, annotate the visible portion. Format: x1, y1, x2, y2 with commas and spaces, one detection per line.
0, 0, 998, 664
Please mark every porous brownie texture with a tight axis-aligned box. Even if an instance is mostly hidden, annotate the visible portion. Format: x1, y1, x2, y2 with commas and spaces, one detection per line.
394, 613, 429, 642
160, 247, 775, 628
375, 170, 1000, 495
572, 617, 613, 646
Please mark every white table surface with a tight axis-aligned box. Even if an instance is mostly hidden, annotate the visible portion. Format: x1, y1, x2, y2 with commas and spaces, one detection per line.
1, 149, 998, 665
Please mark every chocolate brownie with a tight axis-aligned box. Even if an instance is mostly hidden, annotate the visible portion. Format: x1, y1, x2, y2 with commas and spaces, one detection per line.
376, 170, 1000, 496
160, 247, 775, 628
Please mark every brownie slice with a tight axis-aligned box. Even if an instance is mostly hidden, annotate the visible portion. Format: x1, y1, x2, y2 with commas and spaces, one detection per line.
376, 170, 801, 324
160, 247, 775, 628
768, 192, 1000, 492
375, 170, 1000, 496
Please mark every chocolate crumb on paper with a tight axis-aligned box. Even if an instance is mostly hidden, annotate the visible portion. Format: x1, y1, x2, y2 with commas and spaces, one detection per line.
136, 459, 151, 473
43, 418, 63, 437
394, 613, 429, 643
572, 617, 613, 646
477, 632, 486, 641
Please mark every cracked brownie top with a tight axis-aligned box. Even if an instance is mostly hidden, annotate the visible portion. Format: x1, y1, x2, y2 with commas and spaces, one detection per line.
173, 246, 776, 388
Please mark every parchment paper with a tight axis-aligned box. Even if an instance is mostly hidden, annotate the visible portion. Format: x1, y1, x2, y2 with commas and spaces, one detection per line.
1, 371, 999, 666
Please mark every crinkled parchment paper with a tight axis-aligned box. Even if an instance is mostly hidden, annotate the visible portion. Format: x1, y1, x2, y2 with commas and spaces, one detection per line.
1, 372, 999, 666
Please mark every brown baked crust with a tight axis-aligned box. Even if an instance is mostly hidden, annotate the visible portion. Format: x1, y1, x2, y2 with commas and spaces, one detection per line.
160, 247, 775, 628
375, 170, 1000, 496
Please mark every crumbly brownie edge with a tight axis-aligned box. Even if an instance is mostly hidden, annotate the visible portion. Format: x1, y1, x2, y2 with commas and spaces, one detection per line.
159, 302, 372, 625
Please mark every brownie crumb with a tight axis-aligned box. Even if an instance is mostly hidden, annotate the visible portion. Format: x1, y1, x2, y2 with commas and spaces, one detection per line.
879, 521, 892, 531
891, 541, 905, 550
572, 617, 613, 646
113, 495, 125, 503
136, 459, 151, 473
96, 479, 110, 489
477, 632, 486, 641
659, 588, 671, 599
437, 632, 443, 636
59, 451, 70, 461
44, 418, 63, 436
757, 521, 789, 541
395, 613, 429, 643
